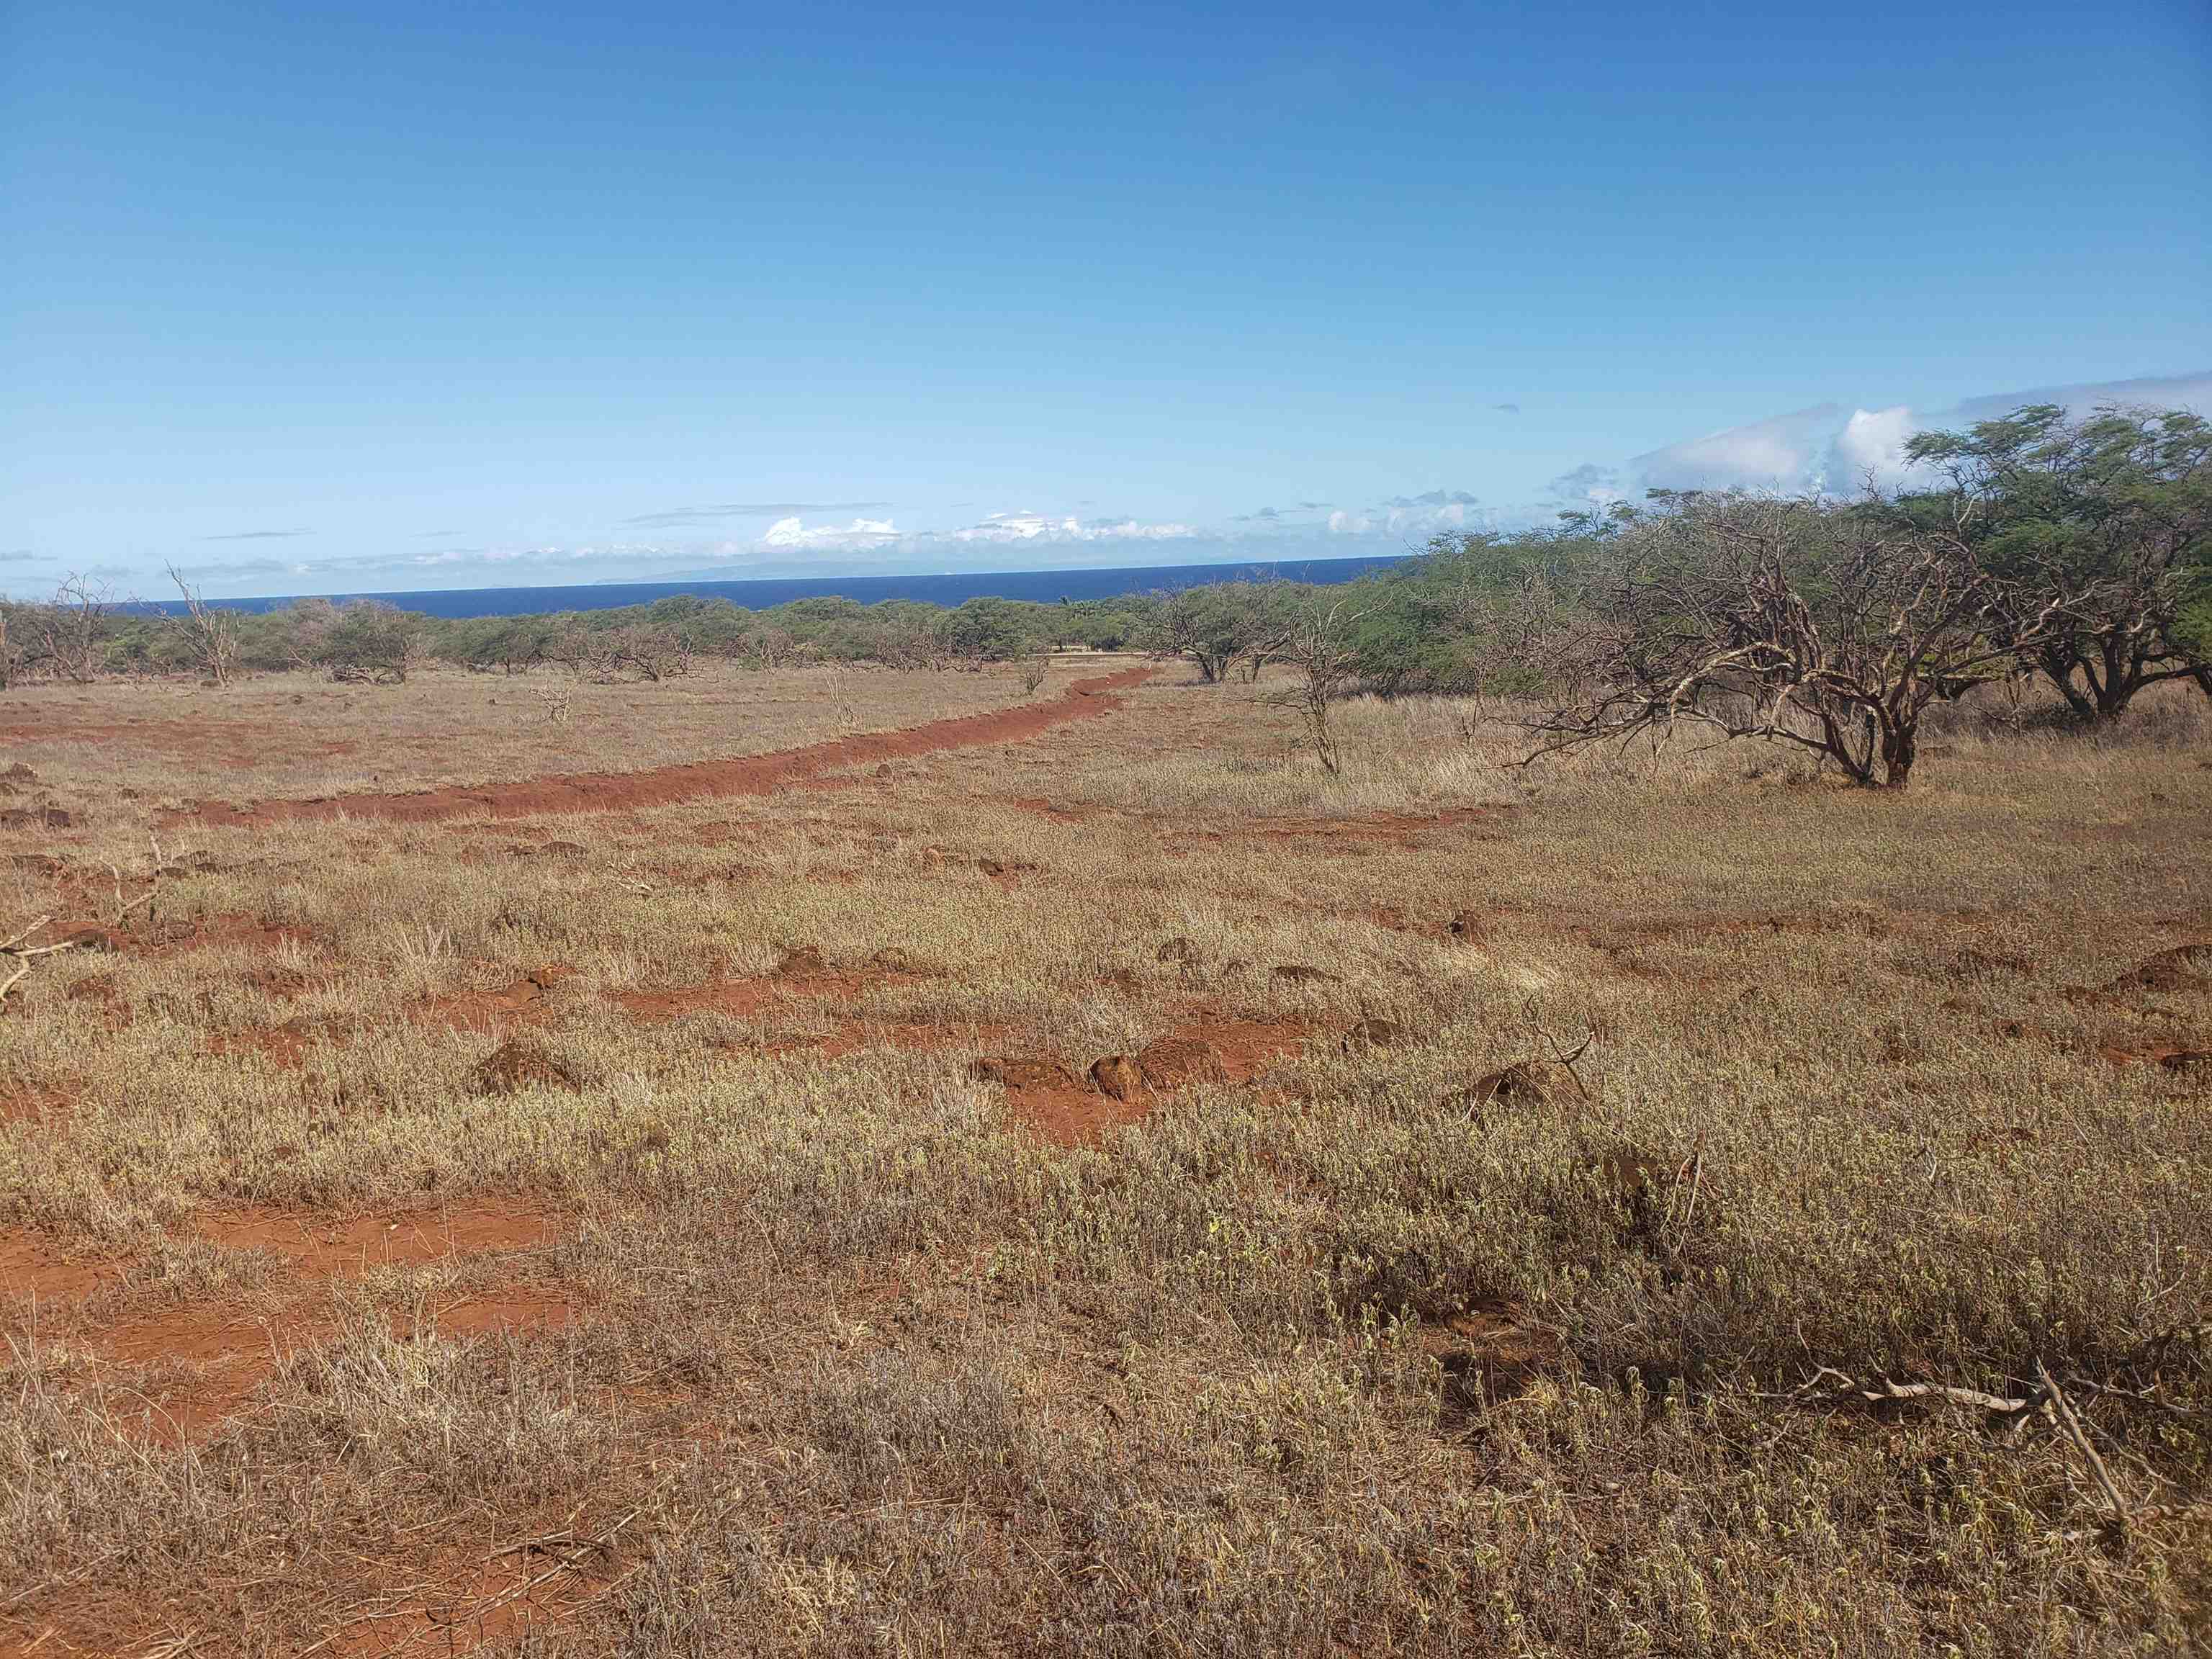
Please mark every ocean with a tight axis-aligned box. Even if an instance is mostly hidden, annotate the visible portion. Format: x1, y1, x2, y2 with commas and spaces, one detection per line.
142, 553, 1413, 619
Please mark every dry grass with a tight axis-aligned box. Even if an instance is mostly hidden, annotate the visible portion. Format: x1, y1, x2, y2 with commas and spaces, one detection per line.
0, 660, 1019, 807
2, 659, 2208, 1655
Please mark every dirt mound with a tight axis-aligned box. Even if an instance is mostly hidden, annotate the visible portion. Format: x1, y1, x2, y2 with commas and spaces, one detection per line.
472, 1038, 580, 1095
1089, 1055, 1144, 1102
171, 664, 1154, 828
1136, 1035, 1228, 1089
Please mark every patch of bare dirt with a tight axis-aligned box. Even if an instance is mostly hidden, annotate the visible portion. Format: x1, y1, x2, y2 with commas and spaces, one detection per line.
416, 963, 577, 1033
0, 1231, 123, 1303
196, 1200, 561, 1269
1424, 1303, 1567, 1415
171, 665, 1155, 828
4, 1202, 571, 1454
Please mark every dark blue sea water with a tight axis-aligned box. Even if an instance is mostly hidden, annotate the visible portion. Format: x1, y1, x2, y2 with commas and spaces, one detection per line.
140, 554, 1411, 618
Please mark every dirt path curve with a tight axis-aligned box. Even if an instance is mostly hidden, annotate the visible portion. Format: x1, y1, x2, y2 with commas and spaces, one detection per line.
172, 662, 1154, 828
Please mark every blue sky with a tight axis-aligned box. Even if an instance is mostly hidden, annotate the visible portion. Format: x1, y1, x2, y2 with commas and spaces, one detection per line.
4, 1, 2208, 597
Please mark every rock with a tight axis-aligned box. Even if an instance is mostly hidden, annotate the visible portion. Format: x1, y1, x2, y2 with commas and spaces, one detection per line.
1136, 1036, 1227, 1090
470, 1039, 579, 1096
1089, 1055, 1144, 1101
1271, 963, 1341, 986
875, 763, 892, 778
1341, 1017, 1406, 1050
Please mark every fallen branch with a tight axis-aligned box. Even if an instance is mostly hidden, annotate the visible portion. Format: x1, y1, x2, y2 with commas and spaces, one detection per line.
1860, 1377, 2031, 1414
1, 914, 78, 1005
2039, 1359, 2131, 1527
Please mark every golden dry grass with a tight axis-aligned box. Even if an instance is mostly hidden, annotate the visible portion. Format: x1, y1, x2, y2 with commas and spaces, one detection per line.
2, 660, 2208, 1655
0, 660, 1022, 807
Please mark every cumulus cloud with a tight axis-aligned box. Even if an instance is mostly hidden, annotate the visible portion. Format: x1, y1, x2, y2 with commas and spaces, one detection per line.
759, 516, 902, 550
201, 527, 313, 541
1326, 489, 1492, 541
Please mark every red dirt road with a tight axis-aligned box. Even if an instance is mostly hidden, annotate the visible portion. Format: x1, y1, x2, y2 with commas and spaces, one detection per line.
172, 663, 1154, 828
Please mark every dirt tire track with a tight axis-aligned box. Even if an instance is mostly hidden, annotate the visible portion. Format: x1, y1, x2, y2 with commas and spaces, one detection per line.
168, 663, 1155, 828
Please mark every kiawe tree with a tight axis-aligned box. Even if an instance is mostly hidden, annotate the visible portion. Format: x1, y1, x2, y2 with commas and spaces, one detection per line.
1528, 493, 2075, 791
1900, 403, 2211, 721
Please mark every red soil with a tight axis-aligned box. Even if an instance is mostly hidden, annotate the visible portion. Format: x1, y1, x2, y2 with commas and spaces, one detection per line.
995, 1009, 1310, 1147
194, 1200, 559, 1268
171, 665, 1154, 828
1, 1200, 568, 1446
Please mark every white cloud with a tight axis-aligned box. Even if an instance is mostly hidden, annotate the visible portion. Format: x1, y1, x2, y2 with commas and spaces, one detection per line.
940, 511, 1195, 545
759, 516, 900, 550
1614, 374, 2212, 503
1829, 405, 1923, 493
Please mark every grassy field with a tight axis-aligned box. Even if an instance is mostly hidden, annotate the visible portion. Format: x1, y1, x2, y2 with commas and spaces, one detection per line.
2, 657, 2208, 1655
